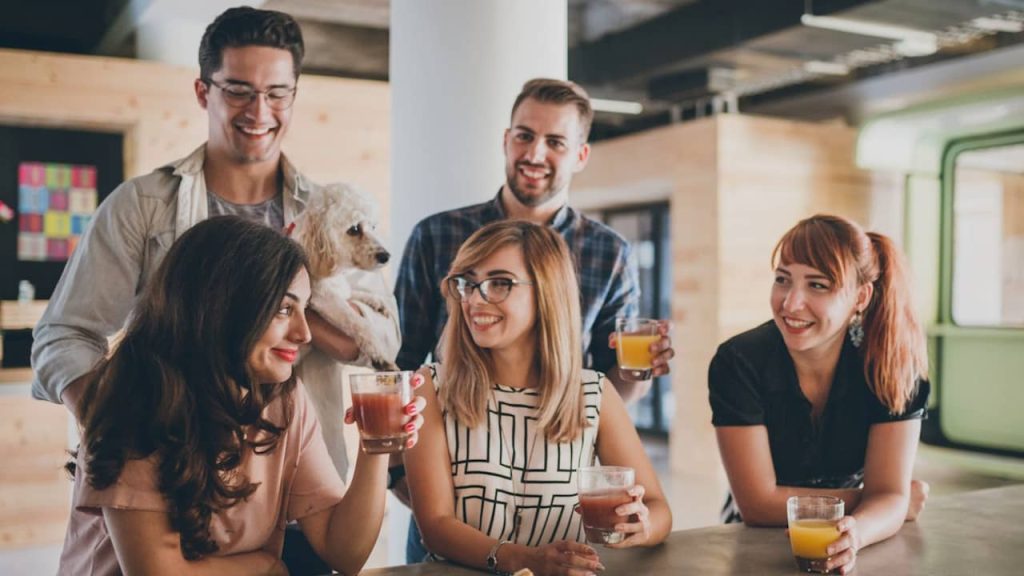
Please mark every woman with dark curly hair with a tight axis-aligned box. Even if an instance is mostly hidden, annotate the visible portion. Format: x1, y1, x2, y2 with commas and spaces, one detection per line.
58, 216, 425, 576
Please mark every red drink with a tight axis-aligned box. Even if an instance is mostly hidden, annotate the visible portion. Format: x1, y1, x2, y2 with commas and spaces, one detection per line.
579, 488, 633, 544
351, 392, 407, 453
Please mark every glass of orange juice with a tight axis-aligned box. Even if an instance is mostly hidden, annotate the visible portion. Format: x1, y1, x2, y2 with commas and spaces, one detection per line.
615, 317, 660, 381
787, 496, 844, 573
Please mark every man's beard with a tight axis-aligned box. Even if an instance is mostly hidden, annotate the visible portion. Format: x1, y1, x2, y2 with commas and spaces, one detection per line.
506, 163, 562, 207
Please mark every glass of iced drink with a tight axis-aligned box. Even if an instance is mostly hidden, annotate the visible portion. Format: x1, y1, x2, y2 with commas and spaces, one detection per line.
578, 466, 635, 545
615, 317, 660, 381
349, 371, 412, 454
787, 496, 844, 573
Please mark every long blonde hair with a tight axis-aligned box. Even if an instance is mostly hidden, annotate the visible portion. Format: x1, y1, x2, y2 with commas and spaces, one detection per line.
439, 220, 586, 442
773, 214, 929, 414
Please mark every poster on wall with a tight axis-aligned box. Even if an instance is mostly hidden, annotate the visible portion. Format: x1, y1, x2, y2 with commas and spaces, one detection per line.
17, 162, 98, 262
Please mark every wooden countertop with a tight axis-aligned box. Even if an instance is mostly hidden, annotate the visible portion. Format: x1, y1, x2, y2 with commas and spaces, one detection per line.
359, 484, 1024, 575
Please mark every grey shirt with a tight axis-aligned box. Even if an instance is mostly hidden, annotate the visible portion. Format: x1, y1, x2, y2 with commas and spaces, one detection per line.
208, 190, 285, 230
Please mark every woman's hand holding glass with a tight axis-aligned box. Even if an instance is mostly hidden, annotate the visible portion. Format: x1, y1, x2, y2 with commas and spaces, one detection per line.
344, 372, 426, 450
524, 540, 605, 576
605, 484, 654, 549
823, 515, 861, 575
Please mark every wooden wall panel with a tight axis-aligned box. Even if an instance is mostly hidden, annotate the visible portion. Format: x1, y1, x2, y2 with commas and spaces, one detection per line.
0, 49, 390, 225
0, 396, 69, 549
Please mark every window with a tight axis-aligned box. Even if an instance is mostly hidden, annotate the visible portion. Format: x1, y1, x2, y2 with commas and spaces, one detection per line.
598, 203, 672, 434
951, 143, 1024, 327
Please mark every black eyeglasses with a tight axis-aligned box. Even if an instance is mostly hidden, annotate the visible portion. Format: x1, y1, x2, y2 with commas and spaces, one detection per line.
204, 79, 297, 110
448, 276, 533, 304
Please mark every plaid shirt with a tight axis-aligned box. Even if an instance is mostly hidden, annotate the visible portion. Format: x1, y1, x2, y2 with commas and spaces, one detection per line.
394, 191, 639, 372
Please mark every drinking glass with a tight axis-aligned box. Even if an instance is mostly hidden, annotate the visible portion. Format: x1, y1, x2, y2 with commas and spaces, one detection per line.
615, 317, 661, 381
578, 466, 635, 545
787, 495, 844, 573
349, 371, 412, 454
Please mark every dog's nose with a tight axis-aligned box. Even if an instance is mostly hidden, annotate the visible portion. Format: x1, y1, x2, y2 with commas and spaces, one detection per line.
376, 251, 390, 264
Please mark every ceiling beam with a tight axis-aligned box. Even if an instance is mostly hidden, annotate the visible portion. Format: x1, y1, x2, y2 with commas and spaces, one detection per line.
569, 0, 876, 86
299, 20, 389, 81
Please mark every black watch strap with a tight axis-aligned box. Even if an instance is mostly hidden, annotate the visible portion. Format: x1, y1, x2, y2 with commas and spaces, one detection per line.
386, 463, 406, 490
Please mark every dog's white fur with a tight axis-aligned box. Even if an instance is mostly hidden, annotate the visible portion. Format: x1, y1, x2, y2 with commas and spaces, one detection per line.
290, 182, 398, 475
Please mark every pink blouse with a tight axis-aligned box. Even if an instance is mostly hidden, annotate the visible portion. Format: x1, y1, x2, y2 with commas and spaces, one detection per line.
59, 381, 346, 575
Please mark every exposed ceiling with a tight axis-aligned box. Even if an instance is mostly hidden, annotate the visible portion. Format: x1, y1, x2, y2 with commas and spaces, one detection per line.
3, 0, 1023, 141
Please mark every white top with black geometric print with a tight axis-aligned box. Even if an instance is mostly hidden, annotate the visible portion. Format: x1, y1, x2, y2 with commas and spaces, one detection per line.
430, 364, 603, 547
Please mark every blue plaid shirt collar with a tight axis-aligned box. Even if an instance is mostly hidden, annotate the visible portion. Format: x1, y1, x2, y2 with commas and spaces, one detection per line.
487, 189, 574, 229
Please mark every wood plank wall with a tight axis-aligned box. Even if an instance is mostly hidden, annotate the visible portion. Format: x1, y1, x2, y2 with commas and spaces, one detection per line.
0, 48, 390, 220
572, 114, 902, 530
0, 49, 390, 550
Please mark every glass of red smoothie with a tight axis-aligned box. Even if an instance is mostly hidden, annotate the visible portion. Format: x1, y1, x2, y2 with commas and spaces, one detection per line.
349, 371, 412, 454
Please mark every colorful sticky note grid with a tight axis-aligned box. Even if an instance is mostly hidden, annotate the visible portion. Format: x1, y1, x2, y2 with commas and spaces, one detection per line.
71, 214, 91, 235
44, 212, 71, 237
71, 166, 96, 188
19, 186, 49, 214
17, 161, 99, 262
19, 163, 45, 187
20, 213, 43, 233
18, 234, 47, 262
69, 188, 97, 213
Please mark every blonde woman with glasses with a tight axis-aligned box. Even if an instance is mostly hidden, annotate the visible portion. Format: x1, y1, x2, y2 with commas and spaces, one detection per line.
404, 220, 671, 576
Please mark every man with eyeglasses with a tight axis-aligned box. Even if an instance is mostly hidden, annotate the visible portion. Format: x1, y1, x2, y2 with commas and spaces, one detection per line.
393, 78, 675, 564
32, 7, 398, 574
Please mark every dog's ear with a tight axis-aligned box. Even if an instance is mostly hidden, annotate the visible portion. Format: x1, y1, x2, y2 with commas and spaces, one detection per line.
297, 207, 338, 277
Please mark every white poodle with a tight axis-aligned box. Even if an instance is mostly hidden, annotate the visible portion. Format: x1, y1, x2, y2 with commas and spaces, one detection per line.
289, 182, 399, 474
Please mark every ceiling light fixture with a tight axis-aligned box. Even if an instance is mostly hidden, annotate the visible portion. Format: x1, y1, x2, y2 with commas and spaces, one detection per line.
969, 16, 1024, 33
800, 14, 939, 57
590, 98, 644, 115
803, 60, 851, 75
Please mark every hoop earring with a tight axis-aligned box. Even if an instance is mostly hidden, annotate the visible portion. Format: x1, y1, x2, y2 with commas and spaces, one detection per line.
848, 311, 864, 348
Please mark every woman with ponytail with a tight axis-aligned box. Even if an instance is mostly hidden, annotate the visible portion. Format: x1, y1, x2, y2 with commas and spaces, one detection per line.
59, 216, 425, 576
709, 214, 930, 574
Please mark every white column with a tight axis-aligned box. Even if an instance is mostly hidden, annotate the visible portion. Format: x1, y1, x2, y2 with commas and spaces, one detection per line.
389, 0, 568, 257
386, 0, 566, 564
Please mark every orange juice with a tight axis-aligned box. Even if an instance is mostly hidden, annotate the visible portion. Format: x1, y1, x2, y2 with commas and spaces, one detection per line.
789, 519, 840, 560
617, 334, 659, 369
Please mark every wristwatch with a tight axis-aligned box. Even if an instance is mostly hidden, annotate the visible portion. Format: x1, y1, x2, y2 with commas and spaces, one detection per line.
386, 463, 406, 490
486, 539, 511, 575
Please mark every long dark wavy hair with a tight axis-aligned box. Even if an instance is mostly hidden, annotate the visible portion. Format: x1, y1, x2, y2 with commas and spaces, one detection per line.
74, 216, 308, 559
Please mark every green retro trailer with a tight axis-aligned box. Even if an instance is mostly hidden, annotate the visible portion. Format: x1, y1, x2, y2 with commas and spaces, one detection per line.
858, 89, 1024, 472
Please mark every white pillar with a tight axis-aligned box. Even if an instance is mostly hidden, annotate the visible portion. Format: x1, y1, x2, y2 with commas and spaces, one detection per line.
386, 0, 566, 564
389, 0, 568, 258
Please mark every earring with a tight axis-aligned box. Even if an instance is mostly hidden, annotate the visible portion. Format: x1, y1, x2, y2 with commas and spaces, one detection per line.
848, 311, 864, 348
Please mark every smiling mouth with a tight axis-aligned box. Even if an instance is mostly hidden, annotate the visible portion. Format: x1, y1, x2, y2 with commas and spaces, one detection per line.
271, 348, 297, 363
782, 317, 814, 329
236, 124, 276, 138
470, 315, 502, 329
517, 164, 550, 181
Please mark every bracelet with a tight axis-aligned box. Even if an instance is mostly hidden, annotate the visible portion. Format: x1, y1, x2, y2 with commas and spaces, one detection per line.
386, 463, 406, 490
486, 540, 512, 575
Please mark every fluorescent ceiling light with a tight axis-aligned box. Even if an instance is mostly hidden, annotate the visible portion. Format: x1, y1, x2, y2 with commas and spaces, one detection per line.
803, 60, 850, 75
801, 14, 938, 56
590, 98, 644, 115
970, 17, 1024, 33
